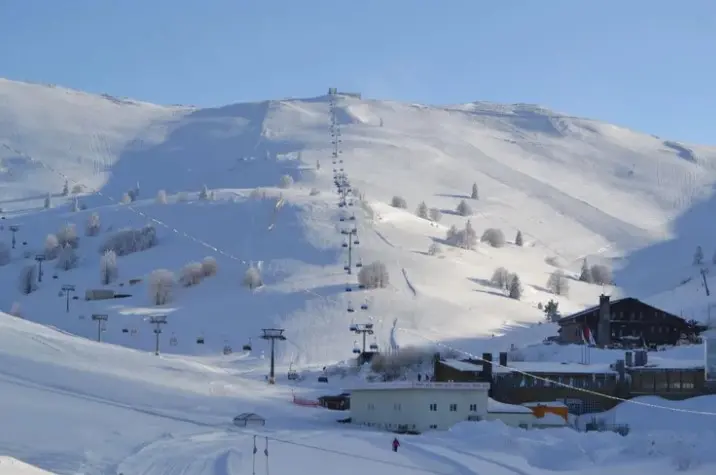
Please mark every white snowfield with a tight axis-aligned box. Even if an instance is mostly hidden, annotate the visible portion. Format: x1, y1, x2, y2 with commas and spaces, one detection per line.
1, 78, 716, 474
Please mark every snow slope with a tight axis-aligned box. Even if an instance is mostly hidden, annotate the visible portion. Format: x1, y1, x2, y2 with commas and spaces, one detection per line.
2, 78, 716, 366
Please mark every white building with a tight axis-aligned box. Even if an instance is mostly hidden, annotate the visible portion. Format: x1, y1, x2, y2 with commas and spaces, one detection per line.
485, 398, 536, 428
347, 381, 490, 432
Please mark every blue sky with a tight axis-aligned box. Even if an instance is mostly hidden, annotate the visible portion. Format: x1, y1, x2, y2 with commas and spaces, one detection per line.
1, 0, 714, 143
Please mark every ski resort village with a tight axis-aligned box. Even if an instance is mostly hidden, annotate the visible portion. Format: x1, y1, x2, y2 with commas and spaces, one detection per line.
2, 75, 716, 475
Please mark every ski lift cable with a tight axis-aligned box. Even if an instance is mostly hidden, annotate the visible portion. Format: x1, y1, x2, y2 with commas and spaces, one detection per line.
19, 148, 335, 303
397, 327, 716, 417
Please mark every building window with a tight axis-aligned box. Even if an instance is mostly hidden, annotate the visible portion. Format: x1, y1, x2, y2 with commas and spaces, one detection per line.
429, 403, 437, 411
393, 403, 402, 411
469, 404, 478, 412
429, 424, 438, 429
449, 404, 458, 412
367, 403, 375, 410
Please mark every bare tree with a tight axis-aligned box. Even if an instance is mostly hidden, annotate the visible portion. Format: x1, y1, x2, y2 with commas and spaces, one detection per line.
546, 270, 569, 296
44, 234, 60, 260
491, 267, 511, 290
55, 244, 78, 271
18, 265, 38, 295
358, 261, 390, 289
428, 207, 442, 222
243, 266, 263, 289
694, 246, 704, 265
201, 256, 218, 276
179, 262, 204, 287
148, 269, 174, 305
99, 250, 118, 285
428, 242, 441, 256
156, 189, 168, 204
57, 223, 79, 249
391, 196, 408, 209
85, 212, 101, 236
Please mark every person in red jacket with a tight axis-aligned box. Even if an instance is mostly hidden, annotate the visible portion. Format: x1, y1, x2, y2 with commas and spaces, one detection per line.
392, 437, 400, 452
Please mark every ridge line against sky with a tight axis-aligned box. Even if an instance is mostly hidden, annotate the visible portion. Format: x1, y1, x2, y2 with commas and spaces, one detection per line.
0, 0, 714, 144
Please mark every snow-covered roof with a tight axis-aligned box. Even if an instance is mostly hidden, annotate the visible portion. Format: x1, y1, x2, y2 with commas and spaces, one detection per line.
488, 398, 533, 414
346, 381, 490, 391
442, 359, 483, 372
493, 361, 616, 374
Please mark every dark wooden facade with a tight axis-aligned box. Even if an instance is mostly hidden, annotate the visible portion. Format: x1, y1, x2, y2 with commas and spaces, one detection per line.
557, 296, 688, 348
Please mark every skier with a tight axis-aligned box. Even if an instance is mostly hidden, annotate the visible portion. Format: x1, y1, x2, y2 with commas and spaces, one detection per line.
392, 437, 400, 452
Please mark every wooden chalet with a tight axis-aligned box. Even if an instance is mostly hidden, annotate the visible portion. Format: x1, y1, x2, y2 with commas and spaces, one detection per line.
556, 294, 691, 348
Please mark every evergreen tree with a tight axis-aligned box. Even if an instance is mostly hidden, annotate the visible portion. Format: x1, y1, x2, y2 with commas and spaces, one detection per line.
694, 246, 704, 265
62, 180, 69, 196
416, 201, 429, 219
579, 258, 593, 283
508, 274, 522, 300
544, 299, 560, 322
470, 182, 479, 199
515, 230, 523, 246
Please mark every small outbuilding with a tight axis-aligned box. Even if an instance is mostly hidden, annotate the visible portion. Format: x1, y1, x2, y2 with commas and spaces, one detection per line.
233, 412, 266, 427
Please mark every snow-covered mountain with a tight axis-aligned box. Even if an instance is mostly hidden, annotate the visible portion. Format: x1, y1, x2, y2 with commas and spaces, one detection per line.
2, 77, 716, 366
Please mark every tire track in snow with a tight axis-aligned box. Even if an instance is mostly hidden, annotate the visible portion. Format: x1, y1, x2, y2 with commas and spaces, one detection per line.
403, 441, 479, 475
448, 447, 530, 475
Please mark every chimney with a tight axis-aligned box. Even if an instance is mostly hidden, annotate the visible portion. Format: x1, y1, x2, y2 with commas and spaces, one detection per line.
625, 351, 633, 367
499, 352, 508, 367
597, 294, 611, 347
481, 352, 493, 382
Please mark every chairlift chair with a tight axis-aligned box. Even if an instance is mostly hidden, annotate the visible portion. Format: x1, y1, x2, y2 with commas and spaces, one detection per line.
355, 258, 363, 268
318, 375, 328, 383
349, 215, 356, 221
370, 337, 379, 351
130, 328, 138, 336
196, 335, 205, 344
122, 328, 129, 333
223, 344, 233, 355
347, 301, 355, 313
170, 333, 178, 346
342, 242, 348, 248
242, 337, 253, 352
287, 362, 299, 380
352, 340, 361, 355
360, 300, 369, 310
354, 238, 360, 245
349, 322, 358, 331
345, 285, 353, 292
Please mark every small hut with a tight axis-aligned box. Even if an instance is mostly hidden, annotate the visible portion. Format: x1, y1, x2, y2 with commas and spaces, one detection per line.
233, 412, 266, 427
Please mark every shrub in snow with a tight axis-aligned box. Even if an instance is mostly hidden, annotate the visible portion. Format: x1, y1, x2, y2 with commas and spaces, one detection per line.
358, 261, 389, 289
57, 223, 79, 249
9, 302, 22, 318
148, 269, 174, 305
120, 193, 132, 204
470, 182, 479, 200
309, 187, 320, 196
99, 250, 118, 285
694, 246, 704, 265
428, 207, 442, 222
480, 228, 505, 248
198, 184, 210, 200
99, 225, 157, 257
179, 262, 204, 287
177, 192, 189, 202
456, 199, 472, 216
55, 244, 78, 271
428, 242, 441, 256
156, 189, 168, 204
44, 193, 52, 209
491, 267, 511, 290
243, 266, 263, 290
508, 274, 522, 300
18, 265, 38, 295
201, 256, 218, 277
278, 174, 294, 189
391, 196, 407, 209
71, 184, 83, 194
547, 270, 569, 296
416, 201, 429, 219
85, 212, 101, 236
44, 234, 60, 260
0, 242, 10, 266
515, 230, 523, 246
590, 264, 612, 285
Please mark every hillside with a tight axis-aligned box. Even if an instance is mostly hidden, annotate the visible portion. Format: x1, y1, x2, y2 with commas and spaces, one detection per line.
2, 78, 716, 365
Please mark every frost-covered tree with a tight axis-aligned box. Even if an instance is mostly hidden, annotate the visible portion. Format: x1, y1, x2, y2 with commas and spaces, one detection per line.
198, 184, 210, 200
99, 250, 118, 285
470, 182, 479, 200
0, 242, 10, 266
44, 234, 60, 260
578, 259, 593, 283
62, 180, 69, 196
481, 228, 506, 248
590, 264, 612, 285
358, 261, 390, 289
694, 246, 704, 265
508, 274, 522, 300
71, 197, 80, 212
85, 212, 101, 236
491, 267, 511, 290
243, 266, 263, 290
456, 199, 472, 217
446, 225, 459, 242
279, 174, 294, 189
201, 256, 218, 276
515, 230, 524, 247
148, 269, 174, 305
156, 189, 168, 204
57, 223, 79, 249
416, 201, 429, 219
179, 262, 204, 287
547, 270, 569, 296
99, 225, 157, 256
428, 207, 442, 222
463, 220, 478, 249
391, 196, 407, 209
55, 244, 78, 271
120, 193, 132, 204
428, 242, 441, 256
44, 193, 52, 209
18, 265, 38, 295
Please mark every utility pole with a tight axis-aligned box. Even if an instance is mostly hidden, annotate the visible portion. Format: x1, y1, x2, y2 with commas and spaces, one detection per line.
91, 314, 108, 342
701, 268, 710, 297
9, 225, 19, 249
149, 315, 167, 356
349, 323, 375, 354
260, 328, 286, 384
34, 254, 46, 283
61, 284, 75, 313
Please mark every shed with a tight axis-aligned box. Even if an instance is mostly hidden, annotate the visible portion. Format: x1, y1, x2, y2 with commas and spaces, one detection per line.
233, 412, 266, 427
